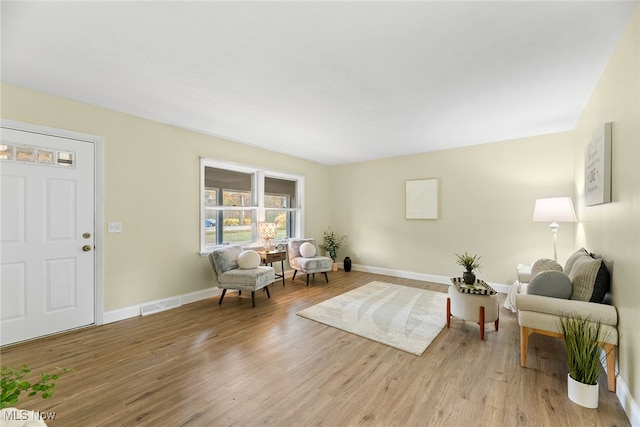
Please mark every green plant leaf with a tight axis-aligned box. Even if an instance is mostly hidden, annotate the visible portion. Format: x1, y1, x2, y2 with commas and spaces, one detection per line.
1, 364, 73, 408
559, 314, 610, 385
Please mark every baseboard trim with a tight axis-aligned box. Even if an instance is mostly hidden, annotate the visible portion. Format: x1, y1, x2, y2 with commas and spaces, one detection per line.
103, 287, 222, 324
103, 267, 512, 324
102, 273, 306, 324
616, 373, 640, 427
102, 305, 141, 324
348, 263, 512, 294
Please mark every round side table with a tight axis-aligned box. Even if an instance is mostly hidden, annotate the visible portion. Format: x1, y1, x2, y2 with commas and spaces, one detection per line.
446, 284, 499, 340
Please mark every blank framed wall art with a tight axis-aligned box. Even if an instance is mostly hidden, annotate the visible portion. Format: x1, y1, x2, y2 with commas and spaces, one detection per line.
406, 178, 438, 219
585, 122, 612, 206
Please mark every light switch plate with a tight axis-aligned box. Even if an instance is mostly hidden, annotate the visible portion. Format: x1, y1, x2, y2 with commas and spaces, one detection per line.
107, 222, 122, 233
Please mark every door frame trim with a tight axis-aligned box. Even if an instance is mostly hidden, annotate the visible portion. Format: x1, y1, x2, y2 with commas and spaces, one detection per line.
1, 119, 105, 326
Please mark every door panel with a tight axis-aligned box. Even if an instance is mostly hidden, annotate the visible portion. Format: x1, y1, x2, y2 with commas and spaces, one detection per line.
1, 127, 95, 345
0, 262, 26, 320
47, 179, 76, 241
1, 175, 25, 244
46, 257, 77, 311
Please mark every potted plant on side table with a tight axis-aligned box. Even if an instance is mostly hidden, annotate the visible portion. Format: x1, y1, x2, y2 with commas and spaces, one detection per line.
455, 252, 481, 284
559, 315, 610, 409
320, 226, 346, 271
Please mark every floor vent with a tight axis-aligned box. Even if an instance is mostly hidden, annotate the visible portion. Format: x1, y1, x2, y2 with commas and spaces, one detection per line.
140, 298, 182, 316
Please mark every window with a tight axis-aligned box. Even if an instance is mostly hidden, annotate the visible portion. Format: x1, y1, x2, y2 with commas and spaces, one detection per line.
200, 158, 304, 253
265, 176, 297, 240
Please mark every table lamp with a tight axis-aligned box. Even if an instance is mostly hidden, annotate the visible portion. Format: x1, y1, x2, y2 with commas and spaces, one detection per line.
259, 222, 277, 252
533, 196, 577, 261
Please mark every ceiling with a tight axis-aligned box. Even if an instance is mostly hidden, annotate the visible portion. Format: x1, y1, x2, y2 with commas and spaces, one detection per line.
2, 1, 637, 165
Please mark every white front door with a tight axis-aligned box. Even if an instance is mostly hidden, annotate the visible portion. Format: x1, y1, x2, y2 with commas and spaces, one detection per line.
1, 127, 95, 345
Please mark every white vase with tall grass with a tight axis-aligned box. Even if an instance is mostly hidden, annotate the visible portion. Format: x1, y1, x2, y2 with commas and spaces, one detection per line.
567, 374, 599, 408
559, 314, 609, 409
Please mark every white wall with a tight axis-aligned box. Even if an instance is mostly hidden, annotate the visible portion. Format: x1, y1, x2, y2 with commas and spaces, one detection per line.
0, 83, 333, 311
330, 132, 575, 286
572, 5, 639, 419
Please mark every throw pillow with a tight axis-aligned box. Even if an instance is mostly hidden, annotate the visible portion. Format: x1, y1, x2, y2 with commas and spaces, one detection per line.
590, 258, 611, 303
530, 258, 563, 280
527, 270, 572, 299
237, 250, 261, 269
299, 242, 316, 258
563, 247, 589, 276
568, 256, 608, 302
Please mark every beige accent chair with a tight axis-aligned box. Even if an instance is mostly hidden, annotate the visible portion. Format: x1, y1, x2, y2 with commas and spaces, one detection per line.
287, 238, 333, 286
512, 248, 618, 392
208, 246, 275, 308
517, 294, 618, 392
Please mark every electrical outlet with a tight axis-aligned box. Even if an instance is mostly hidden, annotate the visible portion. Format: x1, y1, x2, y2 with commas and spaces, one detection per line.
107, 222, 122, 233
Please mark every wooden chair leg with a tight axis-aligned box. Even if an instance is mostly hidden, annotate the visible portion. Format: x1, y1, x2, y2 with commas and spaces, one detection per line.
306, 274, 309, 286
495, 317, 499, 331
446, 298, 451, 328
520, 326, 534, 367
251, 291, 255, 308
603, 343, 616, 392
292, 270, 298, 281
323, 272, 329, 283
218, 289, 227, 305
265, 286, 271, 299
479, 306, 485, 340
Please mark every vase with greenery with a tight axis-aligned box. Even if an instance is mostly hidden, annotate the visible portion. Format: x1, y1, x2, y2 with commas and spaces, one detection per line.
1, 365, 73, 410
455, 252, 481, 284
319, 227, 346, 262
559, 314, 609, 408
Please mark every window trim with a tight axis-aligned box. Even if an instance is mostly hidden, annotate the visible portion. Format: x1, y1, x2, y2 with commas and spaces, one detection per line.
200, 157, 304, 254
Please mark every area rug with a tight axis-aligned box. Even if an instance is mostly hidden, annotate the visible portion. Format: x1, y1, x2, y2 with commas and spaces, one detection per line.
296, 281, 448, 356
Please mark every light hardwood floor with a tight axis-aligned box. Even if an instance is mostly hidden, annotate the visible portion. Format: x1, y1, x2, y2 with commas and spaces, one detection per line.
1, 271, 630, 426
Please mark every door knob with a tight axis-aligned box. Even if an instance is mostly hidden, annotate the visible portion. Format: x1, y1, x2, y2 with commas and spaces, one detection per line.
82, 245, 92, 252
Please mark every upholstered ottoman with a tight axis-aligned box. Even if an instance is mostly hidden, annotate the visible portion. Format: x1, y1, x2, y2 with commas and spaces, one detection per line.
446, 284, 499, 340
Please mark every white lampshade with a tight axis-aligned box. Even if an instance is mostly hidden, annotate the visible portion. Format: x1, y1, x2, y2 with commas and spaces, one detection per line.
533, 197, 577, 223
533, 196, 576, 262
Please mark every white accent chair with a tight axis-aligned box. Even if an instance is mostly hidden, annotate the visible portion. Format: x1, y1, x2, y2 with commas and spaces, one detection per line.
287, 238, 333, 286
208, 246, 275, 308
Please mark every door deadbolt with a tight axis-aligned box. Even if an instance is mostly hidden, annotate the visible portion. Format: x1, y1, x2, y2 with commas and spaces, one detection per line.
83, 232, 91, 239
82, 245, 92, 252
